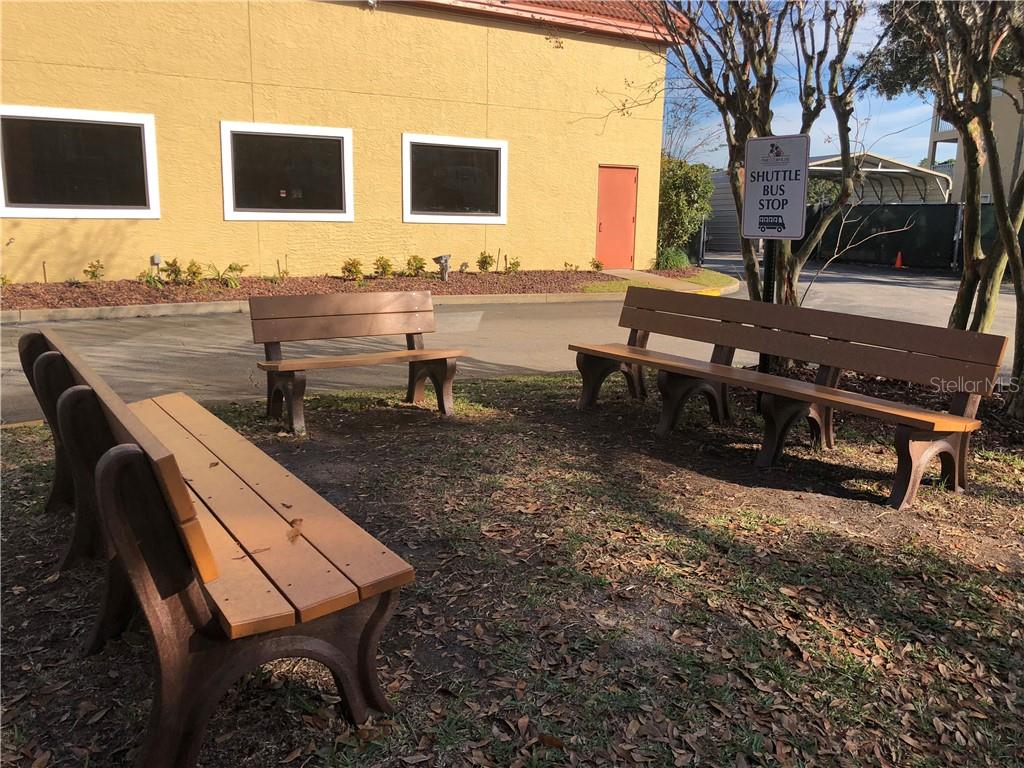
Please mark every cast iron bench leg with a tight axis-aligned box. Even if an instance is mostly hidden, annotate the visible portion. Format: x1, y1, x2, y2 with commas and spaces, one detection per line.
755, 393, 811, 468
408, 359, 457, 415
888, 427, 964, 510
576, 353, 622, 408
81, 555, 136, 657
655, 370, 730, 437
266, 370, 306, 434
807, 403, 836, 450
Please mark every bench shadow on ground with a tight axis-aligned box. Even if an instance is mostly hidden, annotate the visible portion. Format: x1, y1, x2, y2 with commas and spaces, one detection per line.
279, 373, 1022, 646
3, 372, 1021, 765
280, 374, 1022, 759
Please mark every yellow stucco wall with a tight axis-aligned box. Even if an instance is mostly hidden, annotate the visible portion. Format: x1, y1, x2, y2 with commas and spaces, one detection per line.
0, 1, 665, 282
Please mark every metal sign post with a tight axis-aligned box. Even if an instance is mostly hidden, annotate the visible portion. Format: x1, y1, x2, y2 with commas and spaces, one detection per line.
741, 134, 810, 374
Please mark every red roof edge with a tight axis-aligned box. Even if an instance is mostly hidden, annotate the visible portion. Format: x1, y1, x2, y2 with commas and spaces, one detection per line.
393, 1, 684, 45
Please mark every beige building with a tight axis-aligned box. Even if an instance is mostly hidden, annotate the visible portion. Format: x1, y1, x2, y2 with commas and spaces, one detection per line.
0, 1, 670, 282
927, 76, 1024, 202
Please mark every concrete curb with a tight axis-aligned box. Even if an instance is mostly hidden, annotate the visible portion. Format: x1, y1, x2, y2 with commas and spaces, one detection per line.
1, 275, 740, 324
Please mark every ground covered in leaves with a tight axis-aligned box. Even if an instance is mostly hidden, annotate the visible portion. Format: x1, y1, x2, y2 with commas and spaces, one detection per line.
2, 374, 1022, 767
0, 268, 709, 310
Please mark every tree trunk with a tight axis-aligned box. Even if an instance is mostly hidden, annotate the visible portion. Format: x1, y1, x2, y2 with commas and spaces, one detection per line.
969, 250, 1008, 333
726, 154, 762, 301
779, 240, 803, 306
971, 166, 1024, 333
949, 135, 985, 329
1006, 278, 1024, 418
977, 105, 1024, 418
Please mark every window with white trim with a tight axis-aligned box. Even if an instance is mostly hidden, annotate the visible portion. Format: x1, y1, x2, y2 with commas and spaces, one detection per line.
403, 133, 507, 224
220, 121, 353, 222
0, 105, 159, 219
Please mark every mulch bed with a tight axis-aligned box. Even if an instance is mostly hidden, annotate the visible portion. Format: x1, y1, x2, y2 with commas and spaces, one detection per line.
2, 373, 1021, 767
0, 269, 702, 311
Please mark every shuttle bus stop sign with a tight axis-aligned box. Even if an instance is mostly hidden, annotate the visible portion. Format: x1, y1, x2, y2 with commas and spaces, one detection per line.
741, 134, 810, 241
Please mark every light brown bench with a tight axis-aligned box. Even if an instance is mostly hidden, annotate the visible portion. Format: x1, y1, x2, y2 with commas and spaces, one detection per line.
250, 291, 465, 433
22, 329, 414, 766
570, 287, 1007, 510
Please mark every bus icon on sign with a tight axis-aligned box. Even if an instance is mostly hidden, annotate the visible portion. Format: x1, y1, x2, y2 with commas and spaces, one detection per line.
758, 214, 785, 233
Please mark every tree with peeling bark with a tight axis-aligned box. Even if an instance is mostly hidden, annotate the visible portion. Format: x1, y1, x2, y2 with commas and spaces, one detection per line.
861, 1, 1024, 416
631, 0, 887, 305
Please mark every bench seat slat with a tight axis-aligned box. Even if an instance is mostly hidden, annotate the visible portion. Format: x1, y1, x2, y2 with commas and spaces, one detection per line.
258, 348, 466, 372
130, 399, 361, 622
151, 392, 415, 599
185, 488, 296, 639
570, 343, 981, 433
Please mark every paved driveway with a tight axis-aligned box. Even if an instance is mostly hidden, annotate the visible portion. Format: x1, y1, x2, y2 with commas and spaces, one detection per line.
2, 261, 1016, 423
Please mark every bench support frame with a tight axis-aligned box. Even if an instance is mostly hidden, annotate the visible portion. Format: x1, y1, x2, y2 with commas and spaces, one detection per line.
405, 333, 457, 414
755, 393, 812, 468
97, 443, 401, 768
57, 385, 139, 655
888, 427, 964, 510
654, 343, 734, 435
576, 329, 654, 408
18, 333, 75, 520
264, 342, 308, 434
807, 366, 840, 450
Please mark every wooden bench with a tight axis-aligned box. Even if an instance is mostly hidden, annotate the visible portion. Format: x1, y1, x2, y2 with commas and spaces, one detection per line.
570, 287, 1007, 510
250, 291, 465, 432
22, 330, 414, 767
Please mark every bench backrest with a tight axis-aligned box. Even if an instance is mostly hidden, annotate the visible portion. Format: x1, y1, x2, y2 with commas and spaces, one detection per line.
36, 331, 218, 582
249, 291, 436, 344
620, 287, 1007, 396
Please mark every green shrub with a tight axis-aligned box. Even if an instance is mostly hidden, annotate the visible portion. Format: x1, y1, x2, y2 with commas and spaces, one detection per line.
137, 270, 164, 290
341, 258, 363, 280
476, 251, 495, 272
83, 259, 104, 281
0, 274, 10, 289
373, 256, 394, 278
655, 245, 691, 271
162, 258, 204, 286
563, 262, 580, 272
590, 257, 603, 272
506, 256, 521, 273
405, 255, 427, 276
162, 258, 184, 284
658, 154, 713, 256
207, 262, 247, 289
185, 260, 204, 285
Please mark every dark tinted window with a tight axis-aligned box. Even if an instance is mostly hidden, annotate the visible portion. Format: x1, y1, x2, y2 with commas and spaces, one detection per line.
409, 143, 500, 215
1, 117, 148, 207
232, 133, 344, 212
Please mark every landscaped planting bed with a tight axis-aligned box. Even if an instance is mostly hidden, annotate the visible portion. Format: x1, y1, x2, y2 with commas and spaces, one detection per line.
2, 373, 1020, 766
0, 267, 710, 311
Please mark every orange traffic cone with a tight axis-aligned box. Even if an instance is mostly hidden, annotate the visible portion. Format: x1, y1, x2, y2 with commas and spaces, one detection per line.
894, 251, 906, 269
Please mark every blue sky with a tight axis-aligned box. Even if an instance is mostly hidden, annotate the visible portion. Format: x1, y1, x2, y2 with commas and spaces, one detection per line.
666, 7, 941, 169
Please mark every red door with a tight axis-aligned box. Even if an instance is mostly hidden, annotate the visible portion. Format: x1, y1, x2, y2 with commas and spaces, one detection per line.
595, 165, 638, 269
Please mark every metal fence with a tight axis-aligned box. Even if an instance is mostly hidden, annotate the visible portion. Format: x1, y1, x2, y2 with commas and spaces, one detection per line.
794, 203, 1023, 270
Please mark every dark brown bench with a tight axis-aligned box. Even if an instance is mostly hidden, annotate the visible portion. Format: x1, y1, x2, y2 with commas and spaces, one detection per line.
250, 291, 465, 432
570, 287, 1007, 510
20, 330, 415, 766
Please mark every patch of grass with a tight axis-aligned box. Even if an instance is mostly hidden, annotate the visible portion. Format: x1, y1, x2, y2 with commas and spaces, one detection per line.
686, 267, 736, 289
581, 278, 664, 293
